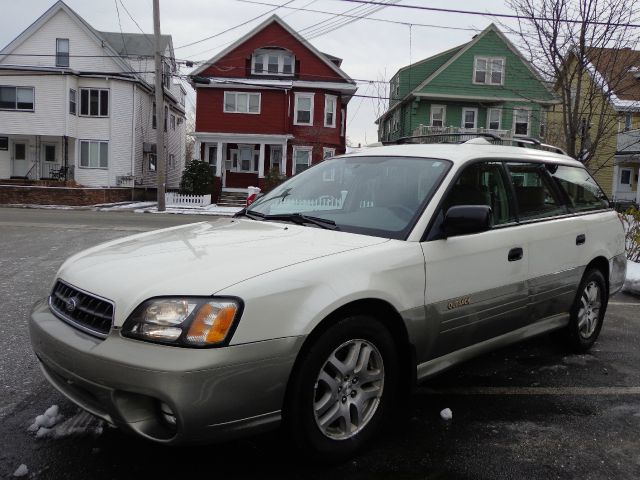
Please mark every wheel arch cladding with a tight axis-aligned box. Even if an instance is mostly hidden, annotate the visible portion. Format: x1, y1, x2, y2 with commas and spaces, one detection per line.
586, 256, 610, 290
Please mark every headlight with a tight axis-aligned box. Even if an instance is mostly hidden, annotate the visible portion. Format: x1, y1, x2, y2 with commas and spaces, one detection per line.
121, 297, 242, 347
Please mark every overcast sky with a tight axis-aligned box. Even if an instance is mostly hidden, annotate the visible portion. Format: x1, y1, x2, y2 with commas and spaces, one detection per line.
0, 0, 522, 145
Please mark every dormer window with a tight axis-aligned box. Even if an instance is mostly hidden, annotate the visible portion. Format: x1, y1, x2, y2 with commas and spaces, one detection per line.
252, 49, 295, 76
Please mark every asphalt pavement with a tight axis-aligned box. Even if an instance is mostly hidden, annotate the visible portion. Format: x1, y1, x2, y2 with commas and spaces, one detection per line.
0, 206, 639, 480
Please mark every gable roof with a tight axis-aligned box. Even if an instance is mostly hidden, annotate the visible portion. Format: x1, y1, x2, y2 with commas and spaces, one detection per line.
585, 47, 640, 109
394, 44, 464, 80
190, 15, 354, 84
98, 31, 172, 58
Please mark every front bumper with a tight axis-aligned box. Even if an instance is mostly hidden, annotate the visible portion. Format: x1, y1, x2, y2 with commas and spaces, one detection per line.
29, 299, 304, 444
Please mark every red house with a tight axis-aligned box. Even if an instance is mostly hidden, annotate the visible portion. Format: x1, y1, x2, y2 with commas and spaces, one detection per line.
190, 15, 357, 192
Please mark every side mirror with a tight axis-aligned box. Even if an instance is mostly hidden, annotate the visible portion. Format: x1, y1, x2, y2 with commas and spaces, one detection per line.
443, 205, 493, 237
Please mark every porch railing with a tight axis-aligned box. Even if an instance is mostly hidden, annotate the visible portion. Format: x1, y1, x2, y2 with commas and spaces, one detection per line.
165, 192, 212, 207
412, 125, 513, 139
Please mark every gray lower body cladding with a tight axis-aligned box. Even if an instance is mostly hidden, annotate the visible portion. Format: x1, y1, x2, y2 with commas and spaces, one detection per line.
29, 299, 304, 444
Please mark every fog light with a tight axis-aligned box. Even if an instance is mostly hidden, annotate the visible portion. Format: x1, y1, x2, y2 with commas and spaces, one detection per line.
159, 402, 176, 426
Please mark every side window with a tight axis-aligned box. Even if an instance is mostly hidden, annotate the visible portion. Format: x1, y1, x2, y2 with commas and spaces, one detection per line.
547, 165, 609, 211
444, 161, 514, 226
506, 162, 567, 220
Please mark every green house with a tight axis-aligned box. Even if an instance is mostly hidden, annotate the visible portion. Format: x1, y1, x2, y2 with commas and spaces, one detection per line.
377, 24, 558, 143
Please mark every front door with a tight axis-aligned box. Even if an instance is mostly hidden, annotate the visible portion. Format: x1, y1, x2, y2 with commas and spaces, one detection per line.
421, 161, 530, 360
618, 167, 633, 193
12, 141, 28, 177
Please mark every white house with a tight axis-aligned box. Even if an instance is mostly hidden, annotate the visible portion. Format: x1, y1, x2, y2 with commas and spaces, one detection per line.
0, 1, 186, 188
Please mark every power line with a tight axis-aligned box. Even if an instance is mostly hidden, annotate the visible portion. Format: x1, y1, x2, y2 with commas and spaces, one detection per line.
174, 0, 297, 50
117, 0, 154, 47
339, 0, 640, 28
114, 0, 129, 58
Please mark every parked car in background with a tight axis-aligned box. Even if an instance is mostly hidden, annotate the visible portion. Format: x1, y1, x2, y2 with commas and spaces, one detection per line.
30, 139, 626, 458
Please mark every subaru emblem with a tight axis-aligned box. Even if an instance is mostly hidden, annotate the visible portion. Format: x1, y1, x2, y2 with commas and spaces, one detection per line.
65, 297, 78, 313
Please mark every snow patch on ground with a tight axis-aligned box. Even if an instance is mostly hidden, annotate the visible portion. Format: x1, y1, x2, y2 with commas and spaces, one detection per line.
96, 201, 156, 210
27, 407, 103, 439
623, 260, 640, 295
13, 464, 28, 477
134, 204, 242, 216
440, 408, 453, 420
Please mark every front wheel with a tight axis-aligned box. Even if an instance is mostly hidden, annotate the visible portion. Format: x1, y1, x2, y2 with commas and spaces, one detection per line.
284, 315, 399, 459
566, 268, 608, 352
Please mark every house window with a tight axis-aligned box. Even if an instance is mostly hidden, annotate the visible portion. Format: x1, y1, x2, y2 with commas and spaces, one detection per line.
148, 154, 157, 172
0, 137, 7, 150
177, 117, 183, 125
79, 88, 108, 117
163, 62, 171, 89
79, 140, 108, 168
252, 49, 295, 76
170, 114, 176, 130
164, 106, 168, 132
621, 169, 632, 185
430, 105, 446, 127
0, 86, 34, 111
69, 89, 76, 115
462, 108, 478, 129
294, 93, 314, 125
324, 95, 337, 128
625, 112, 633, 131
169, 154, 175, 169
323, 147, 335, 159
270, 146, 282, 172
44, 144, 55, 162
488, 108, 501, 130
473, 57, 505, 85
239, 146, 254, 172
293, 146, 312, 174
392, 109, 400, 132
513, 108, 530, 136
152, 102, 157, 129
224, 92, 261, 114
56, 38, 69, 67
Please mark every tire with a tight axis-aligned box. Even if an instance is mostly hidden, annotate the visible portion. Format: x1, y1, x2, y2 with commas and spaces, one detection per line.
566, 268, 608, 353
284, 315, 399, 459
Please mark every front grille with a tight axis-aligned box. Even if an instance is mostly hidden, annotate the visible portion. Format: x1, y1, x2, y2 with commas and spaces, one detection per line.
49, 280, 114, 338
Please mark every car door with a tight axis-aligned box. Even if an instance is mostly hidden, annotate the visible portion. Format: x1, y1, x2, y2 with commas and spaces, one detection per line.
504, 161, 583, 321
420, 160, 530, 360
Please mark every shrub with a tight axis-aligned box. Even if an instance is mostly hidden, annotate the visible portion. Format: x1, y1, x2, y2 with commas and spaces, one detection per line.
620, 206, 640, 262
179, 160, 214, 195
264, 167, 286, 192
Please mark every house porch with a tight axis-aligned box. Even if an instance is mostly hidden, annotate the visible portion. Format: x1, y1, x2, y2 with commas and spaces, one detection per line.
0, 134, 76, 181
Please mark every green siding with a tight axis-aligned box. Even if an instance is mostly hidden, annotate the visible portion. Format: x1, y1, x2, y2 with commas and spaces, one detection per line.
419, 30, 554, 102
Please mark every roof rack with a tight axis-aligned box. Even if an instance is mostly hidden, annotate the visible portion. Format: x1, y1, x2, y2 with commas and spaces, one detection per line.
391, 133, 568, 156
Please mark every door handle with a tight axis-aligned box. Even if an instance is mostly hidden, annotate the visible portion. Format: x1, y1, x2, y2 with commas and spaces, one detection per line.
576, 234, 586, 245
508, 247, 523, 262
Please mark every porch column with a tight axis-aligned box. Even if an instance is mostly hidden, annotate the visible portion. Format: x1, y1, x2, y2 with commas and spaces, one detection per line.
258, 143, 265, 178
281, 142, 288, 177
215, 141, 223, 178
612, 164, 619, 201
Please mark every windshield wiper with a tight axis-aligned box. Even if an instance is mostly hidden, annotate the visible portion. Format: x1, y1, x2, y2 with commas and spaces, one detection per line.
264, 213, 339, 230
234, 208, 266, 220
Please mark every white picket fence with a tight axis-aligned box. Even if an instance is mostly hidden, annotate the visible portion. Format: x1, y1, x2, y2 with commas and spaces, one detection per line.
165, 192, 212, 207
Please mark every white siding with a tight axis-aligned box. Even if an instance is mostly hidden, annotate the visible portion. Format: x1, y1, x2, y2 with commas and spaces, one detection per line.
0, 9, 123, 72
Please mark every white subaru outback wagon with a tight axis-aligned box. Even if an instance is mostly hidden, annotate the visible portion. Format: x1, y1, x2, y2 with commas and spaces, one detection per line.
29, 141, 626, 457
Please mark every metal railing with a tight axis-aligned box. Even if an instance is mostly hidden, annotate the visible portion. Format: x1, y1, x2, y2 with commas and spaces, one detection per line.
412, 125, 512, 139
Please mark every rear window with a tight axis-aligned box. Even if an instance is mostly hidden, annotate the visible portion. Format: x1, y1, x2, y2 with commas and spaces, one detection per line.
547, 165, 609, 212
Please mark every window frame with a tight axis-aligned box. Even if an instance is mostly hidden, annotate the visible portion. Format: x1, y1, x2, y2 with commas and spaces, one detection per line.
473, 56, 505, 85
56, 38, 69, 67
69, 88, 76, 115
487, 108, 502, 130
324, 94, 337, 128
461, 107, 478, 129
430, 104, 446, 127
294, 92, 315, 126
79, 140, 108, 169
252, 49, 295, 76
0, 86, 35, 111
322, 147, 335, 160
170, 114, 176, 130
223, 91, 261, 115
79, 88, 109, 117
512, 107, 531, 136
292, 145, 313, 174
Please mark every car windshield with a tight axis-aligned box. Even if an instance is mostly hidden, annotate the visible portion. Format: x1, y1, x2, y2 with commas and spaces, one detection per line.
248, 156, 451, 239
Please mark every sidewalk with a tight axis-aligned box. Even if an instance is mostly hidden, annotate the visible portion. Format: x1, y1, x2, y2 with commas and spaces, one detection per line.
97, 201, 243, 216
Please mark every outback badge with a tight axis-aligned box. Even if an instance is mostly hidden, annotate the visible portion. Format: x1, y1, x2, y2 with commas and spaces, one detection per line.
447, 296, 471, 310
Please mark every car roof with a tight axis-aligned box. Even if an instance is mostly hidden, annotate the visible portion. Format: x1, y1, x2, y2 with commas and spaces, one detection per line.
340, 143, 583, 168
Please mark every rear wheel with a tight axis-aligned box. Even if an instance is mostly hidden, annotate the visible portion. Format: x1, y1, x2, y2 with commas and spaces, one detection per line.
284, 315, 398, 459
566, 268, 608, 352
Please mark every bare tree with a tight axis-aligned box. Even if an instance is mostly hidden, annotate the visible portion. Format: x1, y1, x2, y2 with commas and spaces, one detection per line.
504, 0, 640, 166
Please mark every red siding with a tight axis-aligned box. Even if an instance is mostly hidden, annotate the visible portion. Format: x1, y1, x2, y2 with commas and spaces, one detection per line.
200, 22, 345, 83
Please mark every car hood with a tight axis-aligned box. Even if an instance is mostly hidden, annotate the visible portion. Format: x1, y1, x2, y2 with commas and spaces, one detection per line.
56, 218, 388, 326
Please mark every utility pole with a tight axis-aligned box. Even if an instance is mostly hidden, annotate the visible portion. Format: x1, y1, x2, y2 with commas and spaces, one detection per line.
153, 0, 166, 211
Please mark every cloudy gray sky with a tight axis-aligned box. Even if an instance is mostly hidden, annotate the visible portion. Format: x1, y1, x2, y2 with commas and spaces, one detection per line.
0, 0, 521, 145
